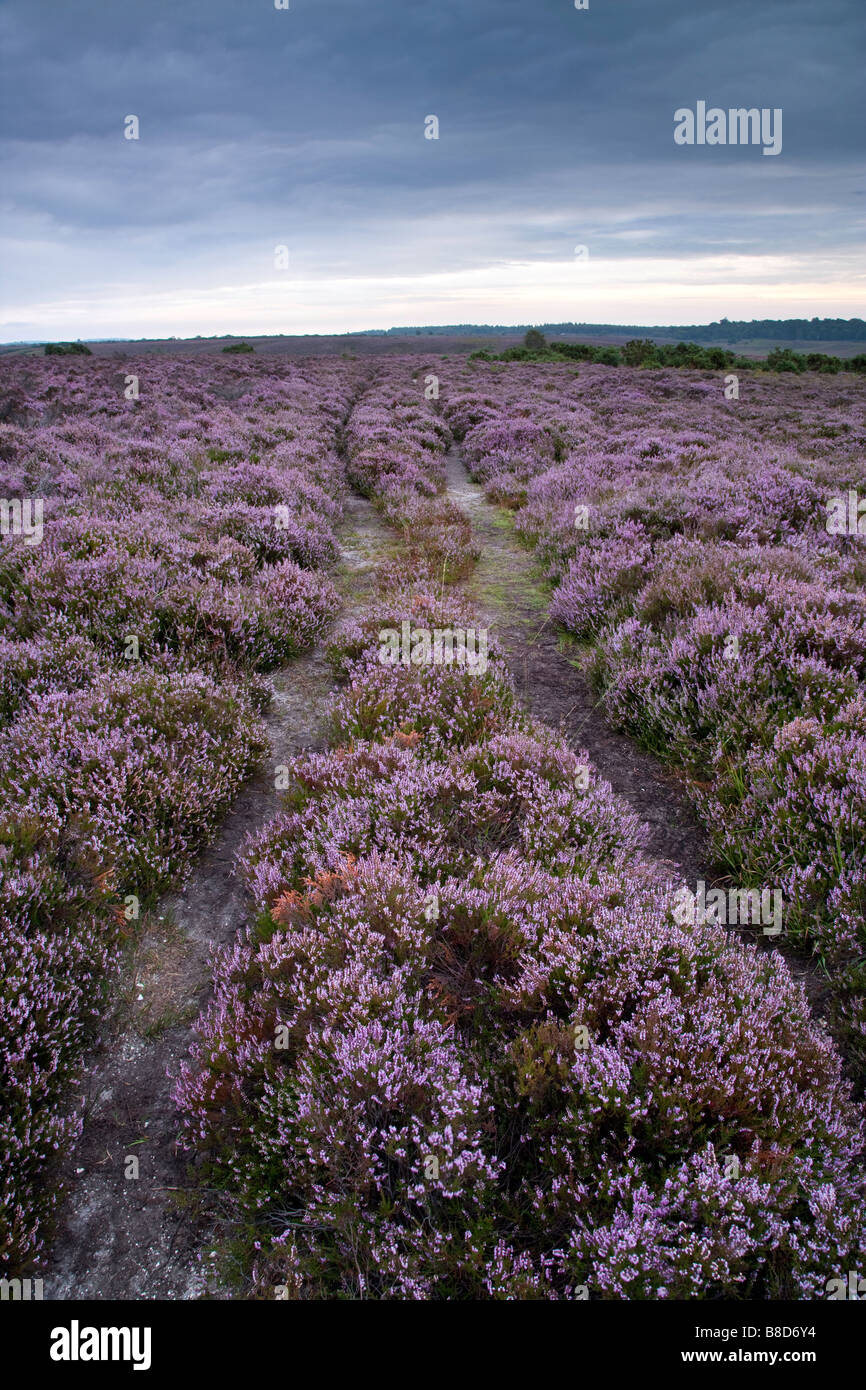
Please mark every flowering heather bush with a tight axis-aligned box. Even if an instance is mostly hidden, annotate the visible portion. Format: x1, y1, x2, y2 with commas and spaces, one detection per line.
326, 583, 486, 675
0, 622, 103, 727
0, 830, 121, 1270
440, 358, 866, 1070
341, 368, 488, 583
177, 590, 866, 1299
344, 381, 450, 498
0, 669, 267, 899
241, 724, 646, 910
344, 370, 450, 491
167, 559, 337, 672
591, 598, 863, 771
2, 510, 338, 674
0, 352, 362, 1269
386, 489, 480, 583
330, 649, 519, 753
549, 522, 653, 639
706, 700, 866, 934
701, 701, 866, 1068
195, 498, 340, 572
821, 874, 866, 1077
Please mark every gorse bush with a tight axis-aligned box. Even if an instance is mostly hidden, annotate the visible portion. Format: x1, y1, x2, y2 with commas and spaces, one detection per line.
44, 342, 92, 356
476, 339, 857, 375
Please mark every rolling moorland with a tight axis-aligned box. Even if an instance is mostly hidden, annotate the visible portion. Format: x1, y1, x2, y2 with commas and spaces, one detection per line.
5, 317, 866, 362
1, 346, 865, 1299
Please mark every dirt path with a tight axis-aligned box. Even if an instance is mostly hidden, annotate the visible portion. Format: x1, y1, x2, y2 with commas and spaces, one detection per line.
45, 491, 391, 1301
444, 447, 711, 886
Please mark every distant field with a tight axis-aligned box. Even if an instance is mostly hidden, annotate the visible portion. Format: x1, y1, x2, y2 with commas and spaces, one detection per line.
3, 330, 865, 361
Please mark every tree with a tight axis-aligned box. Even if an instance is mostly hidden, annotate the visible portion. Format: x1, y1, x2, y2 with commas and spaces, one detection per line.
523, 329, 547, 352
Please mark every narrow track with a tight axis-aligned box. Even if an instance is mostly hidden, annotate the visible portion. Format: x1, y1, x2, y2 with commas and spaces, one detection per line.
44, 491, 392, 1301
444, 446, 711, 886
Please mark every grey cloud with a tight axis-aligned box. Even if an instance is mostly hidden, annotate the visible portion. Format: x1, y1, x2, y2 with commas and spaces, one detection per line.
1, 0, 863, 338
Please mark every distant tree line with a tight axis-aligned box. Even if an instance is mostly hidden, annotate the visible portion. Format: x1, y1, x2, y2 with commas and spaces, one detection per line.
620, 319, 866, 344
382, 318, 866, 342
468, 332, 866, 374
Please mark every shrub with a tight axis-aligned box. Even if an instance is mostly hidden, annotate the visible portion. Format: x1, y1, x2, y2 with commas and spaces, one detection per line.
551, 342, 596, 362
44, 342, 92, 356
622, 339, 660, 368
440, 352, 866, 1047
766, 347, 807, 373
0, 349, 359, 1269
805, 353, 842, 374
704, 699, 866, 933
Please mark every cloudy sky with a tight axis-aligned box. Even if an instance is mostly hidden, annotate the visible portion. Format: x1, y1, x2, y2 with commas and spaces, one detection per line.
1, 0, 864, 341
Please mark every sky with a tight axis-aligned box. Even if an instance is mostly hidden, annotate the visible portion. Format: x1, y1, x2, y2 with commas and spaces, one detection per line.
1, 0, 864, 341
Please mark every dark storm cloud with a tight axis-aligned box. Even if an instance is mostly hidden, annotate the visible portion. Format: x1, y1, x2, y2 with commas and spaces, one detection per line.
1, 0, 864, 337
